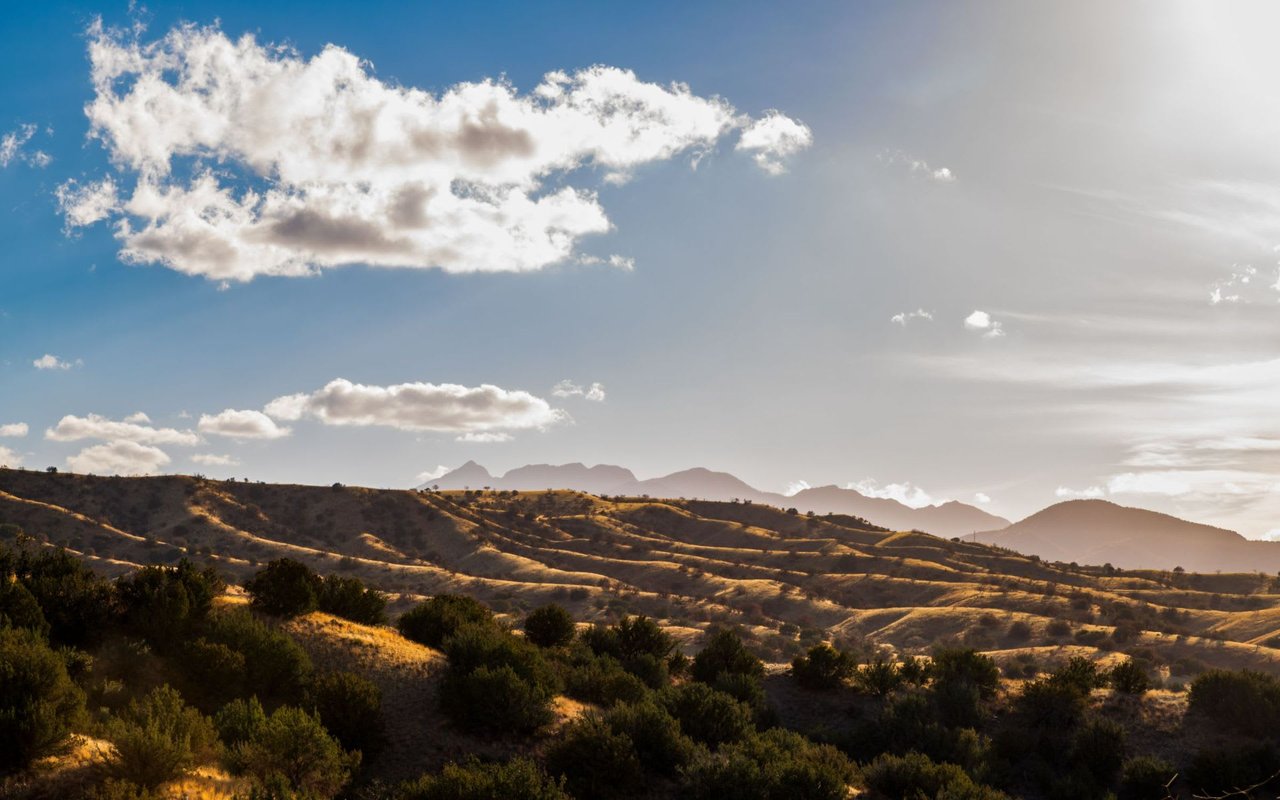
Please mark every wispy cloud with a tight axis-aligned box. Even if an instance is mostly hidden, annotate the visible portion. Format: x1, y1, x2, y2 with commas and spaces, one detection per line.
878, 149, 956, 183
33, 354, 81, 370
552, 380, 606, 402
890, 308, 933, 326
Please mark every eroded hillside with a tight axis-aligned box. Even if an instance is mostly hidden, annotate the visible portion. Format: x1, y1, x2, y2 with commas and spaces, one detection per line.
3, 468, 1280, 676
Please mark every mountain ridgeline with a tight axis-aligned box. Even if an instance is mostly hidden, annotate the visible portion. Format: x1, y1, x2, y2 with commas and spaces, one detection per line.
421, 461, 1010, 538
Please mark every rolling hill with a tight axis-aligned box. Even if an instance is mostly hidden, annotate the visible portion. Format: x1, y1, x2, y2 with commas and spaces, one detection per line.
5, 467, 1280, 678
421, 461, 1010, 537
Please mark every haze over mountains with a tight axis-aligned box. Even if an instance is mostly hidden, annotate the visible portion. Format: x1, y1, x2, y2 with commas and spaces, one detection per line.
420, 461, 1012, 538
422, 463, 1280, 574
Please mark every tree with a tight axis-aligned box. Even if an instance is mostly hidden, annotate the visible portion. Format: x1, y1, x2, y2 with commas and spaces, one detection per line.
0, 627, 86, 774
308, 671, 385, 759
244, 559, 321, 618
1109, 659, 1151, 695
316, 575, 387, 625
854, 657, 904, 697
233, 706, 356, 799
399, 757, 569, 800
604, 701, 697, 776
202, 609, 312, 709
658, 683, 754, 748
102, 685, 217, 788
0, 578, 49, 637
791, 644, 855, 691
691, 629, 763, 685
12, 545, 117, 647
398, 595, 494, 648
524, 604, 576, 648
544, 714, 643, 799
116, 560, 223, 647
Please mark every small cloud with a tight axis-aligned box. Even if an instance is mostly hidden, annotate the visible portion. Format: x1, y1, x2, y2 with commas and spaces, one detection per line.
736, 111, 814, 175
198, 409, 291, 440
0, 445, 23, 467
456, 432, 513, 443
0, 423, 28, 438
551, 380, 607, 402
579, 254, 636, 271
33, 354, 81, 370
123, 412, 151, 424
1209, 263, 1278, 305
963, 310, 1004, 338
191, 453, 240, 467
0, 123, 51, 169
56, 177, 120, 229
890, 308, 934, 326
1055, 485, 1107, 499
973, 492, 991, 504
416, 465, 450, 483
848, 478, 936, 508
879, 150, 956, 183
784, 479, 811, 497
67, 440, 170, 475
46, 413, 198, 446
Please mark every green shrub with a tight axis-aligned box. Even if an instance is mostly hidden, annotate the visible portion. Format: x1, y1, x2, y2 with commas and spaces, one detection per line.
1069, 717, 1126, 785
214, 697, 267, 748
233, 705, 356, 799
524, 604, 576, 648
443, 625, 559, 694
398, 757, 569, 800
604, 701, 697, 775
854, 657, 905, 697
658, 682, 754, 748
12, 546, 117, 647
0, 626, 86, 774
544, 714, 643, 799
245, 559, 321, 618
308, 671, 385, 758
791, 644, 854, 691
1119, 755, 1176, 800
1187, 669, 1280, 738
861, 751, 1006, 800
398, 595, 494, 648
0, 578, 49, 637
1109, 659, 1151, 695
316, 575, 387, 625
1049, 655, 1106, 697
203, 610, 312, 709
683, 729, 857, 800
176, 637, 247, 711
563, 654, 650, 707
116, 560, 222, 647
102, 685, 217, 788
79, 778, 159, 800
930, 648, 1000, 700
439, 665, 555, 734
691, 629, 763, 685
1186, 742, 1280, 798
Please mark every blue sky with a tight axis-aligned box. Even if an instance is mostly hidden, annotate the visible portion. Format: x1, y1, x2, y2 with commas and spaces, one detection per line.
4, 2, 1280, 536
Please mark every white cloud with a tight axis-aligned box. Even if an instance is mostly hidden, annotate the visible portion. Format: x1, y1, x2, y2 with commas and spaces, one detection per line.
551, 380, 606, 402
66, 22, 809, 283
963, 310, 1005, 338
122, 412, 151, 424
67, 440, 171, 475
0, 446, 23, 467
1208, 263, 1280, 305
416, 465, 450, 483
265, 378, 566, 438
736, 111, 814, 175
973, 492, 991, 504
890, 308, 933, 326
1055, 485, 1107, 499
198, 408, 291, 439
33, 354, 80, 370
46, 413, 199, 446
847, 478, 937, 508
456, 432, 513, 443
0, 423, 28, 438
879, 150, 956, 183
579, 254, 636, 271
0, 123, 51, 169
784, 479, 811, 497
191, 453, 240, 466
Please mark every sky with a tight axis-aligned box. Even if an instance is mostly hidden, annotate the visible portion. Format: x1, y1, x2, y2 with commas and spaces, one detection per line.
3, 2, 1280, 537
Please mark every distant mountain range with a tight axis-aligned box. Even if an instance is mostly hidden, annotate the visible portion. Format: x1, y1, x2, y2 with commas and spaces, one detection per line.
419, 461, 1011, 538
420, 463, 1280, 573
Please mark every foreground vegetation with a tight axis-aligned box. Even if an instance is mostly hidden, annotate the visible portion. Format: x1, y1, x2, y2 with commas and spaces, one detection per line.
5, 529, 1280, 799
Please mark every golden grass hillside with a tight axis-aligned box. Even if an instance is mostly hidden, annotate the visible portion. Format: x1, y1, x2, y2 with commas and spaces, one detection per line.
4, 467, 1280, 680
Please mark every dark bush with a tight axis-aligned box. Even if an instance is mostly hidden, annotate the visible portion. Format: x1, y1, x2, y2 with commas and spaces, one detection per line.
443, 625, 559, 694
1120, 755, 1175, 799
544, 714, 643, 800
12, 546, 117, 647
658, 682, 754, 748
691, 629, 763, 685
399, 757, 569, 800
1049, 655, 1106, 697
930, 648, 1000, 701
116, 560, 222, 647
316, 575, 387, 625
0, 578, 49, 637
245, 559, 321, 618
398, 595, 494, 648
102, 685, 217, 788
176, 637, 247, 711
1069, 717, 1126, 785
524, 604, 576, 648
233, 705, 356, 799
563, 654, 650, 707
791, 644, 855, 691
604, 701, 697, 775
1109, 659, 1151, 695
214, 696, 267, 748
308, 671, 385, 759
202, 609, 312, 709
1186, 742, 1280, 798
0, 626, 86, 774
440, 665, 555, 734
1187, 669, 1280, 738
861, 751, 1006, 800
854, 657, 905, 697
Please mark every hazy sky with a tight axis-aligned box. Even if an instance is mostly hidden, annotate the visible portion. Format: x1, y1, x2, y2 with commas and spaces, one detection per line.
3, 2, 1280, 536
